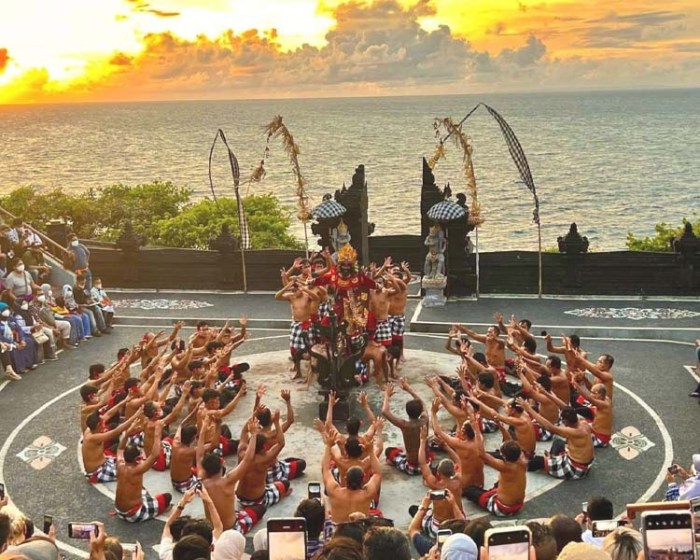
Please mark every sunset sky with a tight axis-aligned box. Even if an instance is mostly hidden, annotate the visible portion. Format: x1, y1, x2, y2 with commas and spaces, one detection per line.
0, 0, 698, 103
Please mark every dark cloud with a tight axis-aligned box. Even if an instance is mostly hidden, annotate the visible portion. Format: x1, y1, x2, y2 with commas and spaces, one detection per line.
0, 48, 8, 74
498, 35, 546, 66
579, 10, 688, 48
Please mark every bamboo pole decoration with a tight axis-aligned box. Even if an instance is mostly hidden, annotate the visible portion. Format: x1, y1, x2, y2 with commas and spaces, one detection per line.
429, 118, 484, 227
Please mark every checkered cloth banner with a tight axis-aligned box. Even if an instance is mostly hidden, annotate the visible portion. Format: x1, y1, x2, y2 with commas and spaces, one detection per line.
482, 104, 540, 225
311, 199, 347, 219
426, 200, 467, 222
208, 129, 252, 249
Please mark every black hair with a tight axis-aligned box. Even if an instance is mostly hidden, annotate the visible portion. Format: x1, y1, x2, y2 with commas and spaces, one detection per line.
537, 374, 552, 391
462, 422, 475, 440
188, 360, 204, 371
201, 389, 219, 404
182, 519, 213, 545
202, 453, 223, 476
250, 552, 270, 560
549, 514, 582, 553
0, 512, 10, 551
473, 352, 488, 366
205, 341, 223, 355
295, 498, 325, 539
523, 337, 537, 354
346, 466, 364, 490
346, 417, 361, 436
501, 441, 522, 462
561, 407, 578, 426
587, 496, 614, 521
601, 353, 615, 367
256, 407, 272, 427
89, 363, 105, 379
196, 321, 208, 329
173, 534, 211, 560
124, 445, 140, 463
547, 355, 562, 369
569, 334, 581, 347
86, 410, 101, 431
80, 384, 98, 403
170, 515, 192, 542
463, 518, 493, 549
117, 348, 129, 360
344, 437, 363, 458
405, 399, 423, 419
507, 399, 523, 414
124, 377, 139, 390
254, 433, 267, 453
181, 425, 198, 445
143, 401, 158, 419
363, 527, 411, 560
519, 319, 532, 330
477, 371, 494, 389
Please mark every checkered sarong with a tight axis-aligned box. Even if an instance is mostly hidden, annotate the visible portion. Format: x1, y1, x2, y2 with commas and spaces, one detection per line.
116, 490, 166, 523
385, 447, 432, 476
420, 507, 441, 539
355, 360, 369, 385
591, 430, 610, 448
86, 456, 118, 483
318, 301, 332, 318
533, 422, 553, 442
234, 506, 264, 535
289, 321, 309, 353
374, 319, 392, 345
265, 458, 305, 483
389, 315, 405, 338
481, 419, 498, 433
478, 487, 523, 517
545, 452, 593, 480
153, 439, 173, 472
128, 431, 145, 449
237, 481, 287, 507
172, 473, 199, 493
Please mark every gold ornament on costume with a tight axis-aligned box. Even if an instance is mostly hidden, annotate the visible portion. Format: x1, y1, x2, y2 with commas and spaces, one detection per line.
338, 243, 358, 264
429, 118, 484, 227
344, 290, 368, 333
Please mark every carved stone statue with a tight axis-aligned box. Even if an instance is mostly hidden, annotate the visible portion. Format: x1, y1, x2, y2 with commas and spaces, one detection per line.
331, 219, 352, 262
423, 224, 447, 279
557, 223, 589, 254
671, 222, 700, 256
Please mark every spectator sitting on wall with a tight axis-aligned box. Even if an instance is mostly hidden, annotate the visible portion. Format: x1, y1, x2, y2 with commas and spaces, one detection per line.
21, 242, 51, 284
3, 259, 39, 300
90, 277, 114, 330
66, 233, 92, 290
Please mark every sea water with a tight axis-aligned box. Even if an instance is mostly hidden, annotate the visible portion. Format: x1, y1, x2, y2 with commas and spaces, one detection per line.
1, 89, 698, 251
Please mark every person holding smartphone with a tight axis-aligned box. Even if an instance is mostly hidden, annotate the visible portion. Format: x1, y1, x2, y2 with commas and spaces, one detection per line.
664, 454, 700, 501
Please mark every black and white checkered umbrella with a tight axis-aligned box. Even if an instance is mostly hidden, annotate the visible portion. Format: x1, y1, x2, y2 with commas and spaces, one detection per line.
311, 199, 347, 219
427, 200, 467, 222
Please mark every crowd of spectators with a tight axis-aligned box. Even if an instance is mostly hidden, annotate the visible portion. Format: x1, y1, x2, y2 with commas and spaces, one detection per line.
0, 218, 111, 381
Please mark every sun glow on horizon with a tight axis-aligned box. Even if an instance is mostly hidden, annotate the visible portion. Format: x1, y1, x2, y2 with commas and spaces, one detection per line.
1, 0, 698, 104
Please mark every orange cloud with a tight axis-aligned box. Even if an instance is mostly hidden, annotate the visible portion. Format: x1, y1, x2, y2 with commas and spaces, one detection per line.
0, 49, 9, 74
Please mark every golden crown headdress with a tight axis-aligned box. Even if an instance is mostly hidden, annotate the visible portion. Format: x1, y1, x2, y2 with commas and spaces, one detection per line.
337, 219, 348, 233
338, 243, 357, 263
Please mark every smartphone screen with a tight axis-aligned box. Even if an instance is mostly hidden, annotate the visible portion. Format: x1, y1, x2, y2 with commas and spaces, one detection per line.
68, 523, 98, 539
486, 528, 530, 560
437, 529, 452, 550
643, 511, 695, 560
308, 482, 321, 500
267, 517, 306, 560
592, 520, 620, 538
43, 515, 53, 534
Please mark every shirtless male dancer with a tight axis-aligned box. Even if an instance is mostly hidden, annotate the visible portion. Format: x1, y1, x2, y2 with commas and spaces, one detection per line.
115, 421, 172, 522
521, 400, 595, 480
464, 440, 527, 517
82, 409, 141, 483
275, 279, 320, 380
382, 379, 429, 475
455, 324, 507, 379
386, 262, 410, 358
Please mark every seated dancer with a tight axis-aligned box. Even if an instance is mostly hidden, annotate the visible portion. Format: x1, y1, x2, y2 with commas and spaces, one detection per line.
382, 378, 429, 475
369, 274, 397, 349
513, 366, 557, 440
495, 313, 536, 350
275, 278, 319, 380
546, 333, 588, 366
454, 323, 507, 381
430, 399, 485, 493
413, 425, 465, 538
464, 440, 527, 517
169, 409, 211, 492
574, 381, 613, 448
321, 426, 383, 526
196, 385, 247, 457
521, 354, 571, 407
235, 409, 293, 510
575, 350, 615, 401
115, 420, 172, 522
199, 416, 265, 534
246, 386, 306, 483
82, 408, 141, 484
520, 399, 595, 480
470, 389, 538, 459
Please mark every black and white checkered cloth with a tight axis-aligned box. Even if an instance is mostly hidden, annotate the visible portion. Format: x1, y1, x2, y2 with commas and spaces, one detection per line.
311, 199, 347, 219
426, 200, 466, 222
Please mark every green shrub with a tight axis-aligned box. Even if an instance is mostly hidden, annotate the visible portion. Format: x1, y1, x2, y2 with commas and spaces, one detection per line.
626, 217, 699, 252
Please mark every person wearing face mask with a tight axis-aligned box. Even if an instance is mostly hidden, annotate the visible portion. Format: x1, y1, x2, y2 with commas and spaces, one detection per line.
73, 276, 109, 334
66, 233, 92, 290
0, 300, 38, 375
20, 242, 51, 283
3, 260, 40, 300
17, 296, 58, 362
90, 278, 115, 330
11, 299, 45, 365
36, 292, 74, 350
0, 302, 22, 380
61, 285, 96, 338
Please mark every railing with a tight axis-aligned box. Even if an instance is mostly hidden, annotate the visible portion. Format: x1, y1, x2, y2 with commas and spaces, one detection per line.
0, 206, 72, 265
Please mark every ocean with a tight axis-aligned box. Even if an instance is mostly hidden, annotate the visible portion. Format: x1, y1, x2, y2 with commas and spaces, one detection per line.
0, 89, 698, 252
